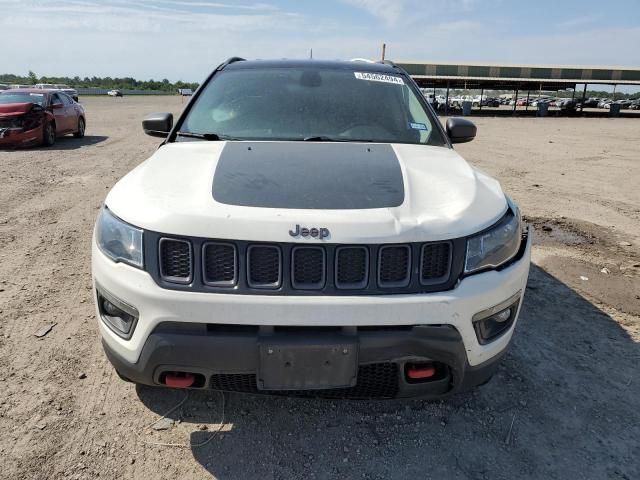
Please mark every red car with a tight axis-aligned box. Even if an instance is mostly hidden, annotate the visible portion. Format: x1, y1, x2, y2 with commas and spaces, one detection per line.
0, 89, 85, 148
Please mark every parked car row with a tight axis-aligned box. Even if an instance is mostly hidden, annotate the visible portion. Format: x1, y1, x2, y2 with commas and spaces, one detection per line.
0, 88, 86, 148
421, 91, 502, 110
593, 98, 640, 109
33, 83, 79, 102
425, 93, 640, 110
0, 83, 79, 101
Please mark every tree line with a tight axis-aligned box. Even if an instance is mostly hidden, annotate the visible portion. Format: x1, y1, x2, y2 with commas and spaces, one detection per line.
0, 71, 199, 92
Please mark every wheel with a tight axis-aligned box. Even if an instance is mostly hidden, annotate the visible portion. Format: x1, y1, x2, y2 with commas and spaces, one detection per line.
42, 122, 56, 147
74, 117, 85, 138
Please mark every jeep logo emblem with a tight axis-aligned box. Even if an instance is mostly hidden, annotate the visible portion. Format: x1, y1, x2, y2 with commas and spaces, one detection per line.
289, 224, 330, 240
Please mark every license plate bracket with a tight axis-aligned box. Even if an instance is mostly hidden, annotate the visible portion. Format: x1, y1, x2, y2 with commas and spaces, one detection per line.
257, 338, 358, 391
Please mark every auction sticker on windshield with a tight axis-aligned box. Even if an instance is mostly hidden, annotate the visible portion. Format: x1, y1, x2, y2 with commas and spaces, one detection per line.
354, 72, 404, 85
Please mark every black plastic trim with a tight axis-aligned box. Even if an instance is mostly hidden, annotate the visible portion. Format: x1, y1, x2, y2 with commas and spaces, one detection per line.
420, 241, 453, 286
335, 246, 369, 290
291, 246, 326, 290
202, 242, 238, 287
95, 283, 139, 340
377, 245, 411, 288
246, 244, 282, 289
102, 322, 507, 398
158, 238, 193, 284
143, 230, 464, 296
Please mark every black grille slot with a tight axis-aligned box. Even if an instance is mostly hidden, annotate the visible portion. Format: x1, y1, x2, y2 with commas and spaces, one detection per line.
159, 238, 192, 283
291, 247, 325, 289
209, 363, 399, 399
247, 245, 281, 288
420, 242, 452, 284
203, 243, 237, 286
378, 245, 411, 287
335, 246, 369, 289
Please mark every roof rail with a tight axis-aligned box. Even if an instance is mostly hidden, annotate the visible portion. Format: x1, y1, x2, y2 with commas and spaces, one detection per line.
217, 57, 246, 71
350, 58, 376, 63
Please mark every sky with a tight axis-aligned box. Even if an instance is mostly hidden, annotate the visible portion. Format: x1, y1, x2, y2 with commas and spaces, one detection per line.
2, 0, 640, 83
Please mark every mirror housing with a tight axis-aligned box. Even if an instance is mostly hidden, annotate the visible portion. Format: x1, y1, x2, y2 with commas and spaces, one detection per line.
143, 112, 173, 138
446, 117, 477, 144
51, 102, 64, 110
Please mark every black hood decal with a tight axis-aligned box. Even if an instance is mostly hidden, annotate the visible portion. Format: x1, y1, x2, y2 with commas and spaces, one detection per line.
212, 142, 404, 209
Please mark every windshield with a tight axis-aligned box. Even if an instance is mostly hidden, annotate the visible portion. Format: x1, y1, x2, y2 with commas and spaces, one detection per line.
0, 92, 47, 106
178, 67, 446, 146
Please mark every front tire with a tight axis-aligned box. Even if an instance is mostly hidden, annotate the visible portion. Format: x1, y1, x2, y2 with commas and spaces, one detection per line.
42, 122, 56, 147
74, 117, 85, 138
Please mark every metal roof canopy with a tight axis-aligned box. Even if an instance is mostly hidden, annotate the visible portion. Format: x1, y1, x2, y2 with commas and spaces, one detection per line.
397, 61, 640, 91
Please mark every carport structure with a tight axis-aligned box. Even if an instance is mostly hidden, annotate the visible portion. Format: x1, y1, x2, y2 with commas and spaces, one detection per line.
396, 61, 640, 114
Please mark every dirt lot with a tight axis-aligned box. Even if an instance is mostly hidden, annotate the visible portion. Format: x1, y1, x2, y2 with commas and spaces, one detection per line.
1, 96, 638, 480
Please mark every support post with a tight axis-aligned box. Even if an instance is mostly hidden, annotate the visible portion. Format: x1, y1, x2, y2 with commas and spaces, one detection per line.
479, 87, 484, 111
580, 83, 587, 112
445, 81, 450, 115
513, 88, 518, 114
525, 91, 530, 111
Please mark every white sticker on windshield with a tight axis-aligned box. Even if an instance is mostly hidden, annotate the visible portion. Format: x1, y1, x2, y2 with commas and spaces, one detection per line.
354, 72, 404, 85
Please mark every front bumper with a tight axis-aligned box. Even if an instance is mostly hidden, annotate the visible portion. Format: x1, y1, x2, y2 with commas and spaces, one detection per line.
0, 126, 42, 147
103, 324, 505, 399
92, 227, 532, 398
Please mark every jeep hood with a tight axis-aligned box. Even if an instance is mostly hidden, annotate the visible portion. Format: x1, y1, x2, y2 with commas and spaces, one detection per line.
106, 141, 507, 243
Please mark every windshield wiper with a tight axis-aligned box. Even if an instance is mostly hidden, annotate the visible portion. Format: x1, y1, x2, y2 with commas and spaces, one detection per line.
303, 135, 373, 142
175, 131, 238, 141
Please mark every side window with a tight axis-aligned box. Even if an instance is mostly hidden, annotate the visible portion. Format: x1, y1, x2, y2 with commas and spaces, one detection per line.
51, 93, 63, 106
59, 94, 72, 105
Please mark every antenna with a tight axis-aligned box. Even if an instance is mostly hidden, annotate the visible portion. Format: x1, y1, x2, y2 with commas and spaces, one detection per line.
381, 43, 386, 62
309, 48, 313, 59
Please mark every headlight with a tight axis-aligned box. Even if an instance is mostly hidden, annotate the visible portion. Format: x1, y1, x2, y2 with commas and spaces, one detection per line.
465, 201, 521, 274
8, 117, 23, 128
96, 207, 144, 268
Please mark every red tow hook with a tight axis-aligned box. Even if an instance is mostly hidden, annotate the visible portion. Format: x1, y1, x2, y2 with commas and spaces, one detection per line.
164, 372, 195, 388
406, 364, 436, 380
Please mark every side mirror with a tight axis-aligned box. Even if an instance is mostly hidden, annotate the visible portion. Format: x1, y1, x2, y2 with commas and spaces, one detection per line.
51, 102, 64, 110
446, 117, 476, 144
143, 112, 173, 138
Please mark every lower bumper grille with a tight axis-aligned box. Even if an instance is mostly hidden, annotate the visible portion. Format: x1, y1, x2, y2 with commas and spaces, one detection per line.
209, 363, 399, 399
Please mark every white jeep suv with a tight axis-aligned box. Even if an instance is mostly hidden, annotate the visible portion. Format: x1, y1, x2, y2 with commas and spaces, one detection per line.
92, 58, 531, 399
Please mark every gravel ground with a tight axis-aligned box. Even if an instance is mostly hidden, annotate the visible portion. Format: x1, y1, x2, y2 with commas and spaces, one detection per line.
0, 96, 638, 480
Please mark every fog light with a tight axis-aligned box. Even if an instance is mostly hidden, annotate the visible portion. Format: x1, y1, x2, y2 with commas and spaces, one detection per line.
492, 308, 512, 323
473, 292, 521, 345
102, 299, 120, 316
96, 285, 139, 339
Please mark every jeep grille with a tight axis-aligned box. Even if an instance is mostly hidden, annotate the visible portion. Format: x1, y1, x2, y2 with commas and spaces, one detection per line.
151, 234, 459, 296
